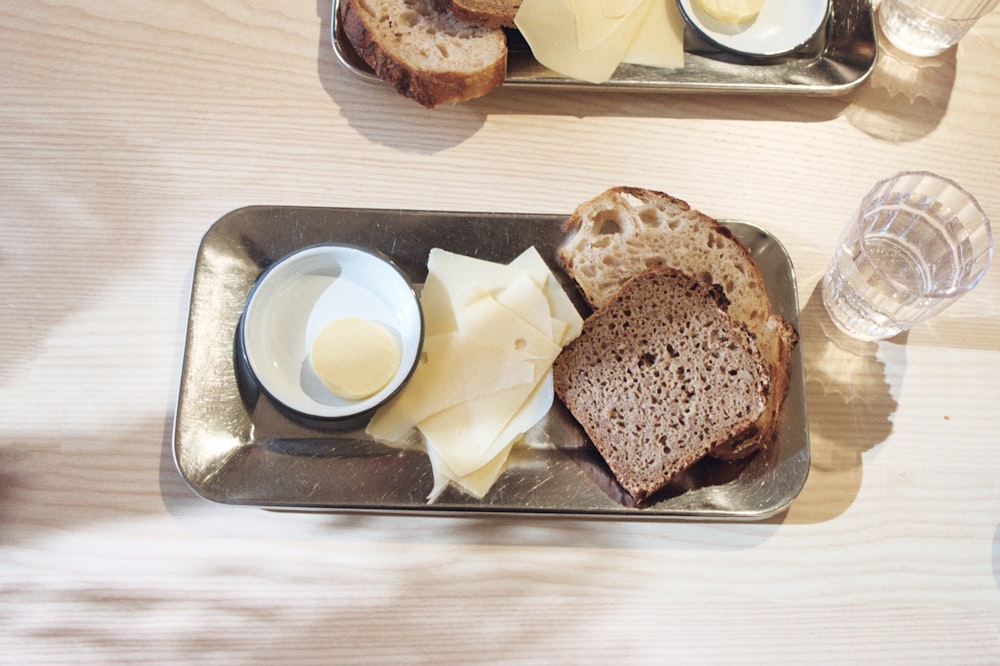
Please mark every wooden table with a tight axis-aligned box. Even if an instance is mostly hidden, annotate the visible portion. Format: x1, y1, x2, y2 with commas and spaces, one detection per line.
3, 1, 999, 662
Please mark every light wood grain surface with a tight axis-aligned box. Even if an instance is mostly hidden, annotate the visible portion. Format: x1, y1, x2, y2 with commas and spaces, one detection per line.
3, 0, 999, 663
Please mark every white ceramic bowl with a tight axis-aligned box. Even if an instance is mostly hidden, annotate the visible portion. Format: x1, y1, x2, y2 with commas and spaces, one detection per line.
676, 0, 831, 58
239, 243, 423, 423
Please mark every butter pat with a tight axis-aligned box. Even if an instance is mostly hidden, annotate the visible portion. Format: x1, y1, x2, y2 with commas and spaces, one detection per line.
695, 0, 765, 23
310, 317, 401, 400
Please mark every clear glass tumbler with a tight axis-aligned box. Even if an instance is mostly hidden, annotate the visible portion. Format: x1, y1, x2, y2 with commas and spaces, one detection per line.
879, 0, 1000, 57
822, 171, 993, 341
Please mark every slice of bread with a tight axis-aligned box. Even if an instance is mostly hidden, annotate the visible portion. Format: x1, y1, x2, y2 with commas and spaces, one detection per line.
552, 267, 768, 503
339, 0, 507, 108
442, 0, 520, 28
556, 186, 798, 460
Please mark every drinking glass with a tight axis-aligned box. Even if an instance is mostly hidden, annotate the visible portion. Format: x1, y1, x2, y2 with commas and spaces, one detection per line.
822, 171, 993, 341
879, 0, 1000, 57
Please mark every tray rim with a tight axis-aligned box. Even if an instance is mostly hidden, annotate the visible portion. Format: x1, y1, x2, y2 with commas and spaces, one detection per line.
173, 205, 810, 520
329, 0, 876, 96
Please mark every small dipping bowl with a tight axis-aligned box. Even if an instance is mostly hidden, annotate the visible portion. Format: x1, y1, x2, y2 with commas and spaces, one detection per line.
239, 243, 423, 425
676, 0, 831, 59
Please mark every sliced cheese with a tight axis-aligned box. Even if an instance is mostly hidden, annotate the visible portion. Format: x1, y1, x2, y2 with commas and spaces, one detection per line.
425, 368, 554, 499
515, 0, 654, 84
427, 248, 546, 307
426, 438, 515, 501
573, 0, 646, 51
418, 383, 536, 477
623, 0, 685, 69
419, 299, 559, 476
368, 245, 583, 501
488, 368, 555, 458
421, 249, 542, 337
418, 271, 460, 337
549, 317, 570, 347
603, 0, 639, 17
509, 246, 584, 344
494, 273, 556, 340
514, 0, 578, 78
366, 332, 535, 442
455, 295, 562, 364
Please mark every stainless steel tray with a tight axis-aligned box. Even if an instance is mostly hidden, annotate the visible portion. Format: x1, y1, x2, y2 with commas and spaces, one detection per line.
331, 0, 875, 95
174, 206, 809, 519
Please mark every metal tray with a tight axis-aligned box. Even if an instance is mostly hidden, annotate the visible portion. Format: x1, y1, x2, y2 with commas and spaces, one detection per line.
173, 206, 809, 519
331, 0, 875, 95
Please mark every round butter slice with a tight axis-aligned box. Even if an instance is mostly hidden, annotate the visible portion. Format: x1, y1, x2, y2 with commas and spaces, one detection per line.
310, 317, 401, 401
695, 0, 764, 23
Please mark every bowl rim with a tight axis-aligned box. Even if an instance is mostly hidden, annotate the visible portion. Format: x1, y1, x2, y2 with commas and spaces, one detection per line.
676, 0, 832, 59
238, 242, 424, 424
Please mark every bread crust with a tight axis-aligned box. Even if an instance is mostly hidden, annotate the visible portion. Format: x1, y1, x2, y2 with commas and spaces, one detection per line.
339, 0, 507, 108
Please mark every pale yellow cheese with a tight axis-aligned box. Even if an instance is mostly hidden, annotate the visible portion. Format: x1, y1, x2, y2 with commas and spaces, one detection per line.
418, 381, 539, 477
623, 0, 685, 69
365, 331, 535, 442
455, 295, 563, 364
549, 318, 570, 347
515, 0, 654, 84
426, 438, 516, 501
418, 272, 461, 337
367, 245, 583, 501
602, 0, 637, 17
695, 0, 765, 23
309, 317, 400, 400
573, 0, 646, 51
414, 297, 560, 477
513, 0, 578, 77
494, 273, 555, 340
508, 246, 583, 344
424, 368, 554, 499
421, 248, 547, 336
515, 0, 687, 83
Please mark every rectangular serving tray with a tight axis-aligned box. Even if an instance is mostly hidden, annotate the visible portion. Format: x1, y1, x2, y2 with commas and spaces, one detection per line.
174, 206, 809, 519
331, 0, 876, 95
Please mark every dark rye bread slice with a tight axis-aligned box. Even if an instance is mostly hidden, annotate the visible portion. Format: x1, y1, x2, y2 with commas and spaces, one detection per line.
552, 267, 769, 503
557, 186, 798, 461
339, 0, 507, 108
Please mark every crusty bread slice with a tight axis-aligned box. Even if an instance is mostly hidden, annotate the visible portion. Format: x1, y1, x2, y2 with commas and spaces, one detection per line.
556, 186, 798, 460
339, 0, 507, 108
442, 0, 520, 28
552, 267, 768, 503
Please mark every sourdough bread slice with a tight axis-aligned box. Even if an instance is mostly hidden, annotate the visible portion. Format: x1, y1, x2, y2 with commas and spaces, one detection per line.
339, 0, 507, 108
552, 267, 768, 503
557, 186, 798, 460
442, 0, 520, 28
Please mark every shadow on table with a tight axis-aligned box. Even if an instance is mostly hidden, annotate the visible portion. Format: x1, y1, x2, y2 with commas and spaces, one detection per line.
844, 18, 956, 143
772, 281, 899, 525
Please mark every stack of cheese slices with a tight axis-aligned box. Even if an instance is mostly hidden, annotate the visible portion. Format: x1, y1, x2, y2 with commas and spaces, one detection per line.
367, 247, 583, 501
